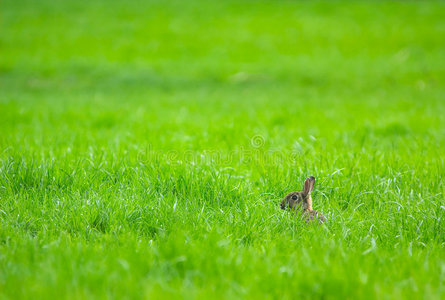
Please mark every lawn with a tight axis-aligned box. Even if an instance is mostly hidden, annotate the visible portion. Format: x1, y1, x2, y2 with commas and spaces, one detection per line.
0, 0, 444, 298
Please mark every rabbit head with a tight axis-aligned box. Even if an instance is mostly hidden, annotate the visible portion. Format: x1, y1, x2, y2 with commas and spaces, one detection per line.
280, 176, 315, 211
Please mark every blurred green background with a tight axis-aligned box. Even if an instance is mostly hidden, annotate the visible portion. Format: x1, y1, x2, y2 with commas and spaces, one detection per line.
1, 0, 444, 299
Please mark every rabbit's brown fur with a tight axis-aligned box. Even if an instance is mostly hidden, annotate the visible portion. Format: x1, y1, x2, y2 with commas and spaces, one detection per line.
280, 176, 326, 224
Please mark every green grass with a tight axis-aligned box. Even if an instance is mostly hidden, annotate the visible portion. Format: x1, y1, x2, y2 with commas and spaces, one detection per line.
1, 0, 445, 298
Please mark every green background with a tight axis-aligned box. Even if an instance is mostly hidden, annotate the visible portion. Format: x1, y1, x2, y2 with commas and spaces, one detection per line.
1, 0, 444, 298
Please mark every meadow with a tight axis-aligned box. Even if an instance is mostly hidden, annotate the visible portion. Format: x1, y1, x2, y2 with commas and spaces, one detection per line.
1, 0, 444, 298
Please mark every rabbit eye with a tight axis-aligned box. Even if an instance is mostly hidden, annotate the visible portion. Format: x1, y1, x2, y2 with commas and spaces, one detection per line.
292, 195, 298, 200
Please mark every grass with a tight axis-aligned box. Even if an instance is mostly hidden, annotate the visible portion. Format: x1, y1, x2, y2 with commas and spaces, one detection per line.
1, 0, 444, 298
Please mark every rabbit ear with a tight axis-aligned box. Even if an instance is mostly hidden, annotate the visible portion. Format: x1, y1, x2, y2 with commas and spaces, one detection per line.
303, 176, 315, 195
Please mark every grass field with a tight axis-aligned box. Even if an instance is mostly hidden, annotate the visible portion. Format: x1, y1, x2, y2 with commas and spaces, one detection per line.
1, 0, 445, 298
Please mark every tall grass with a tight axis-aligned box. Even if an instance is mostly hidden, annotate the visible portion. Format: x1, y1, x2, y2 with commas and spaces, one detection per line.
0, 0, 444, 298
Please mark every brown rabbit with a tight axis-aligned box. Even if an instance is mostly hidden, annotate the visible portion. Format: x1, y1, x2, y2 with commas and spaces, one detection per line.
280, 176, 326, 224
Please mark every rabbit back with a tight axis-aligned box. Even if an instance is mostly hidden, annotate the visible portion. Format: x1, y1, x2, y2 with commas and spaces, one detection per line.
303, 210, 326, 225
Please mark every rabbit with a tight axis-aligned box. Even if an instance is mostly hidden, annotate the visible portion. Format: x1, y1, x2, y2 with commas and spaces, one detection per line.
280, 176, 326, 224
